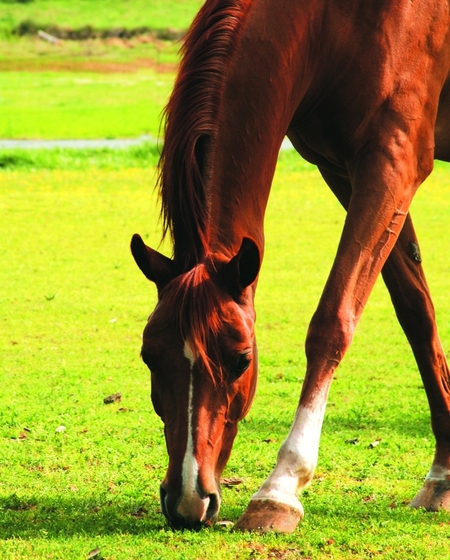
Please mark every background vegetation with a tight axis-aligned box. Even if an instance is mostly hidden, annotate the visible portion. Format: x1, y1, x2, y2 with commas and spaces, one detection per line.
0, 0, 203, 38
0, 0, 204, 139
1, 1, 450, 559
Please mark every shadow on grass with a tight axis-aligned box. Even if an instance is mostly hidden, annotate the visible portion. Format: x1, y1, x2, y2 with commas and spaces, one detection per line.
0, 143, 160, 170
243, 407, 432, 441
324, 410, 432, 438
304, 494, 450, 529
0, 494, 167, 539
1, 489, 446, 541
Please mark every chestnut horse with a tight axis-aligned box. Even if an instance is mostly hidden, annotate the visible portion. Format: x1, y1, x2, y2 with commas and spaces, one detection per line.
131, 0, 450, 532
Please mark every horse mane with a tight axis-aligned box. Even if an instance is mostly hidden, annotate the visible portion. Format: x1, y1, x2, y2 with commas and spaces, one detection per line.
157, 0, 252, 271
161, 263, 226, 382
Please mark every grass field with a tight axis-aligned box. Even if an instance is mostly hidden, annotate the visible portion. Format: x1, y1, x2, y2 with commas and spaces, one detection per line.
0, 0, 203, 140
0, 70, 173, 139
1, 149, 450, 559
2, 1, 450, 558
0, 0, 204, 37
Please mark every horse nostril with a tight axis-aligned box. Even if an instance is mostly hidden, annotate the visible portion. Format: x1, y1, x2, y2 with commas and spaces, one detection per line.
160, 484, 221, 530
204, 492, 220, 526
160, 485, 170, 521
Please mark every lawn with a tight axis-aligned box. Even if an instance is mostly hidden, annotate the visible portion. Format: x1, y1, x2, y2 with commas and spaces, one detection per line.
1, 0, 450, 558
1, 150, 450, 559
0, 0, 204, 37
0, 0, 203, 140
0, 70, 173, 139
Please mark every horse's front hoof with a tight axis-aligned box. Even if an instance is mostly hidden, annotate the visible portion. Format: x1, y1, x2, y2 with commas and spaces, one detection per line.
234, 499, 303, 533
410, 479, 450, 511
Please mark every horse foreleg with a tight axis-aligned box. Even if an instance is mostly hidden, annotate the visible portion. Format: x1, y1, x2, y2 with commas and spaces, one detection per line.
381, 216, 450, 511
235, 142, 434, 532
319, 169, 450, 511
234, 385, 329, 532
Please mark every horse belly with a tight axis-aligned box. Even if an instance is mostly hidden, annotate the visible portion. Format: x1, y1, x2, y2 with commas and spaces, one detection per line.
435, 73, 450, 162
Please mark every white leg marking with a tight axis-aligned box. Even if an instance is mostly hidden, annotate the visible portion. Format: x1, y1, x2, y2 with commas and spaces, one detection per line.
251, 400, 327, 511
176, 342, 210, 522
426, 464, 450, 482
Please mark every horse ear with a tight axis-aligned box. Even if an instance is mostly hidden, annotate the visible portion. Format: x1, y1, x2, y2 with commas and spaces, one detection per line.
221, 237, 261, 296
130, 234, 176, 291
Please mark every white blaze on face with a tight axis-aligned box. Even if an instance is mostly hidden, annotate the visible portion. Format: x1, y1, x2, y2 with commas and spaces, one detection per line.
176, 342, 210, 522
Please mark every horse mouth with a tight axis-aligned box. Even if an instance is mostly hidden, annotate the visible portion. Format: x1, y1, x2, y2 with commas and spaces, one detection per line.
160, 485, 220, 530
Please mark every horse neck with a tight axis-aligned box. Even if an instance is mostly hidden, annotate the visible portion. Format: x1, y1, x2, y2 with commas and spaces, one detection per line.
164, 0, 326, 267
205, 0, 319, 261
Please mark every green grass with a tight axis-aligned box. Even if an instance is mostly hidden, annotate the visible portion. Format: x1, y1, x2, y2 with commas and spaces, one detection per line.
1, 151, 450, 558
0, 1, 205, 140
0, 144, 160, 169
0, 0, 204, 37
1, 1, 450, 556
0, 70, 174, 139
0, 1, 203, 140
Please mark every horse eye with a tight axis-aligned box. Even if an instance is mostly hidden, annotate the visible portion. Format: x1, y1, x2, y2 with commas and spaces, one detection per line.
233, 352, 252, 376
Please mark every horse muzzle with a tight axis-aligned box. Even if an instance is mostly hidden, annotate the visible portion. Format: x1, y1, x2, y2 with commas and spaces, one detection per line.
160, 483, 221, 530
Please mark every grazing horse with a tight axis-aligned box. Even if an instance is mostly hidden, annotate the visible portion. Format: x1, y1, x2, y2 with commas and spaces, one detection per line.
131, 0, 450, 532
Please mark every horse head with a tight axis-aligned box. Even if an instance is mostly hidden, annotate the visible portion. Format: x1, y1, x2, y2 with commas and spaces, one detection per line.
131, 234, 260, 529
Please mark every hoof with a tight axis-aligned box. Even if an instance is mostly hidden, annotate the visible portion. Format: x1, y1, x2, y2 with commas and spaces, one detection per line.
410, 479, 450, 511
234, 499, 303, 533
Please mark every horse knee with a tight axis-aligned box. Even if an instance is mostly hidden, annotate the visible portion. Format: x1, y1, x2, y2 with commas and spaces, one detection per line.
305, 309, 355, 369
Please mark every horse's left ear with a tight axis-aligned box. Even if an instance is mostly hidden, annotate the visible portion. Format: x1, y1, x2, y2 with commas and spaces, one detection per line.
130, 233, 177, 292
220, 237, 261, 295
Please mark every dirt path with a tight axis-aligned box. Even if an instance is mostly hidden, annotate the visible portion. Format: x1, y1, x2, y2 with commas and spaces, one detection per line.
0, 57, 177, 73
0, 137, 293, 150
0, 135, 157, 150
